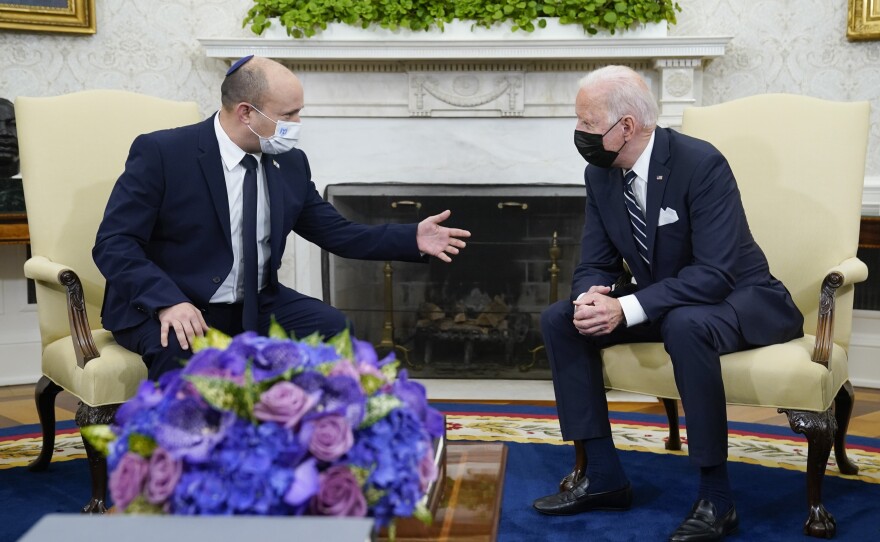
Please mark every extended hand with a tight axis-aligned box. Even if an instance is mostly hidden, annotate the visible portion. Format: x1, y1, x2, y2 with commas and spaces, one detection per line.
573, 286, 624, 336
417, 209, 472, 263
158, 302, 209, 350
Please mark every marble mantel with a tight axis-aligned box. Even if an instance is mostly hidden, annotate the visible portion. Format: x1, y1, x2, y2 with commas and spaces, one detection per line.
198, 33, 731, 127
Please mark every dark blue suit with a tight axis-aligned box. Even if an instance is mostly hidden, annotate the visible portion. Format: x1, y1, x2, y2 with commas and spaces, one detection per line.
94, 115, 423, 378
542, 128, 803, 465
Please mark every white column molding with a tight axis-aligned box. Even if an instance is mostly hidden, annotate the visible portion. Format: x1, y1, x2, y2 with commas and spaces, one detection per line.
654, 58, 703, 129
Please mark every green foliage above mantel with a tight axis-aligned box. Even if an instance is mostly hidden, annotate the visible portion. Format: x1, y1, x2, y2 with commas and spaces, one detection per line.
244, 0, 681, 39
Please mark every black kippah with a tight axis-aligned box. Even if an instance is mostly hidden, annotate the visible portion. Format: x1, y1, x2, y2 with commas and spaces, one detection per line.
226, 54, 254, 77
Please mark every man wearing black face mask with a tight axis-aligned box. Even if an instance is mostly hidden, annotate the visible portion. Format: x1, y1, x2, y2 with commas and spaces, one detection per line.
532, 66, 803, 542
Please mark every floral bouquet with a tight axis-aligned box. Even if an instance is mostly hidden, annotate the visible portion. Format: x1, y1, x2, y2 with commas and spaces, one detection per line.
83, 325, 446, 534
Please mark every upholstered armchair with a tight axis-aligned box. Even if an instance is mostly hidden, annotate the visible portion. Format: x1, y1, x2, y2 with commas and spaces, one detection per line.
16, 90, 201, 512
561, 94, 870, 538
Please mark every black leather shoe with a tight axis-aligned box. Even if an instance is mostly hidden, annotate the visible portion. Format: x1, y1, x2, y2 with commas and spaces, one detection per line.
532, 477, 632, 515
669, 499, 738, 541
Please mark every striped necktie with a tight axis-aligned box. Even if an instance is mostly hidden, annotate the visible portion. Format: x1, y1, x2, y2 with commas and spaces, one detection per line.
623, 169, 649, 266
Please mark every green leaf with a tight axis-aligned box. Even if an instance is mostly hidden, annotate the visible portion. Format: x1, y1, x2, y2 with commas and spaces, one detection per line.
360, 373, 385, 396
186, 375, 249, 418
268, 316, 288, 339
80, 425, 117, 457
361, 394, 402, 428
327, 327, 354, 361
128, 433, 158, 458
191, 328, 232, 353
380, 358, 400, 382
412, 501, 433, 525
299, 330, 326, 346
242, 0, 679, 38
124, 496, 164, 514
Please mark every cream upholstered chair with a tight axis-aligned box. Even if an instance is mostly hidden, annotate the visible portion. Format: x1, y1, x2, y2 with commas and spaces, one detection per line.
16, 90, 201, 512
561, 94, 870, 538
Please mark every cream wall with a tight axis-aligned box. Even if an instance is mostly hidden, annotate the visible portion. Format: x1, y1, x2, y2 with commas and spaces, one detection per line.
2, 0, 880, 386
1, 1, 878, 174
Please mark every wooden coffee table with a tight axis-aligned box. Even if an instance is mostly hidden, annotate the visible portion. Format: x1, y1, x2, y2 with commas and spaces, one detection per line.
381, 441, 508, 542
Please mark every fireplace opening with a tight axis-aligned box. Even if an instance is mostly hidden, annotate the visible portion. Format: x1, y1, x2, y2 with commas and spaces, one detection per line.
322, 183, 585, 380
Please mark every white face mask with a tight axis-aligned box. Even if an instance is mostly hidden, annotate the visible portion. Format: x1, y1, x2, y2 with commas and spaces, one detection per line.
246, 104, 301, 154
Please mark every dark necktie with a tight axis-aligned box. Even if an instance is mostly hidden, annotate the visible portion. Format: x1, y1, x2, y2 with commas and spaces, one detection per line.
240, 154, 259, 331
623, 169, 649, 266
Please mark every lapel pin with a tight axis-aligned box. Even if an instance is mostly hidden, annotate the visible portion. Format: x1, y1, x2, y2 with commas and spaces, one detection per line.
273, 160, 280, 169
656, 175, 663, 181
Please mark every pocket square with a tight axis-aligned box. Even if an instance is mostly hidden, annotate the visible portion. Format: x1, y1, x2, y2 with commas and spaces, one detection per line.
658, 207, 679, 226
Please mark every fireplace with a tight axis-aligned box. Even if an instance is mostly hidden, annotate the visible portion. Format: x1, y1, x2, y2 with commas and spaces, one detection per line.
198, 31, 731, 381
323, 183, 585, 379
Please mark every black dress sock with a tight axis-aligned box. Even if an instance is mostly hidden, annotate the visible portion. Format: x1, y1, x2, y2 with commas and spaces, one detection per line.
583, 436, 628, 492
698, 462, 733, 516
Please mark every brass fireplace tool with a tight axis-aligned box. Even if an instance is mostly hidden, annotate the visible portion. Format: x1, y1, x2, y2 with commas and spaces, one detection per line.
376, 260, 413, 366
376, 200, 421, 367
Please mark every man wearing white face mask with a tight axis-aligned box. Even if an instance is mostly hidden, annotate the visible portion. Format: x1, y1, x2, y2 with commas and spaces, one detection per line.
94, 55, 471, 380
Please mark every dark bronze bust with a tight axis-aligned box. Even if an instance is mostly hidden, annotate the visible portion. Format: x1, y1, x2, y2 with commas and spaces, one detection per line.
0, 97, 18, 179
0, 97, 24, 213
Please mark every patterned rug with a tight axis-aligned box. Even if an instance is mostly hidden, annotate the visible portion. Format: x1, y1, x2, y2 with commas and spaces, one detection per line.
4, 403, 879, 485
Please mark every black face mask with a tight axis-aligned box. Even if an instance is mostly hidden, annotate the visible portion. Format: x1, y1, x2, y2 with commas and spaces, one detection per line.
574, 117, 626, 168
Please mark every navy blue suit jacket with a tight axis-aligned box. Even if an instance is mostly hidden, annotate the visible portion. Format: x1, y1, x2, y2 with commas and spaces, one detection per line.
94, 116, 423, 332
572, 127, 803, 346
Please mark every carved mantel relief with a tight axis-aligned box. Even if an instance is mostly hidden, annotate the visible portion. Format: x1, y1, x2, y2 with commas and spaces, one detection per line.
199, 35, 731, 128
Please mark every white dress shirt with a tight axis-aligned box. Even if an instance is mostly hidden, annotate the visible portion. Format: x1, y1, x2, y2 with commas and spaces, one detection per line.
210, 113, 271, 303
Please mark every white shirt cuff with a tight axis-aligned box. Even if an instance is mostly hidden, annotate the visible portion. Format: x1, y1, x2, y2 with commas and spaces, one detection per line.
618, 294, 648, 327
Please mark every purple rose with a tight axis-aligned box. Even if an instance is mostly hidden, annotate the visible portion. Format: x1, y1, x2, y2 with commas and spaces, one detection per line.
253, 381, 316, 428
145, 447, 183, 504
311, 465, 367, 517
307, 415, 353, 462
109, 452, 149, 510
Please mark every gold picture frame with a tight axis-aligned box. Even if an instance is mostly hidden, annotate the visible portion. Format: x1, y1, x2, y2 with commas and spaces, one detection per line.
848, 0, 880, 40
0, 0, 95, 35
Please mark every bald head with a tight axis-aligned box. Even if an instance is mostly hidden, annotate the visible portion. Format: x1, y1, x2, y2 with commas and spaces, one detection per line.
221, 56, 301, 111
218, 56, 304, 153
578, 65, 658, 130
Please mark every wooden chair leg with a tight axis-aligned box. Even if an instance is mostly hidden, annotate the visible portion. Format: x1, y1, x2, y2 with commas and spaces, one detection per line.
560, 439, 587, 491
661, 398, 682, 451
780, 408, 837, 539
27, 376, 63, 472
833, 381, 859, 475
75, 402, 120, 514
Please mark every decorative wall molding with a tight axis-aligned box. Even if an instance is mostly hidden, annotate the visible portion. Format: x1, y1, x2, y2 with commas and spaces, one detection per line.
198, 35, 731, 125
198, 36, 731, 62
409, 72, 524, 117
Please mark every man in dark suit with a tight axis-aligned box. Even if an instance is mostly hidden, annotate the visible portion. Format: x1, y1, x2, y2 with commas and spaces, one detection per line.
532, 66, 803, 541
94, 55, 470, 381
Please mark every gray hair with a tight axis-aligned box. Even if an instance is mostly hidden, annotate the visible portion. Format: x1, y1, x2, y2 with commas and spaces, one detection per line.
578, 65, 658, 129
221, 61, 269, 110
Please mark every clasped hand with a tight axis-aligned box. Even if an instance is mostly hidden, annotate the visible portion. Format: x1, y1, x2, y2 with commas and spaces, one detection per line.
416, 209, 471, 263
573, 285, 625, 336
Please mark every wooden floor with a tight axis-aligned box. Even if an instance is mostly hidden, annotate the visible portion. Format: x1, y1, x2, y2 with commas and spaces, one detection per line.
2, 383, 880, 438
